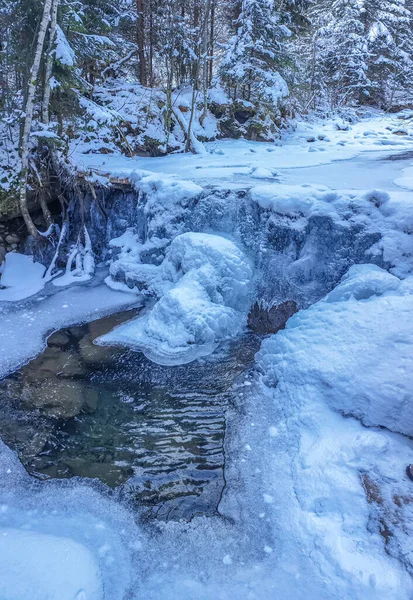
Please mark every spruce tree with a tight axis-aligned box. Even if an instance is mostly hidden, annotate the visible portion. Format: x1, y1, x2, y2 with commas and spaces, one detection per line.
219, 0, 290, 108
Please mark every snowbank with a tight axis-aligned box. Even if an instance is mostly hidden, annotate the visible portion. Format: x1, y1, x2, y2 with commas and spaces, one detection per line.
0, 440, 139, 600
250, 264, 413, 597
99, 232, 252, 364
257, 264, 413, 435
0, 253, 46, 301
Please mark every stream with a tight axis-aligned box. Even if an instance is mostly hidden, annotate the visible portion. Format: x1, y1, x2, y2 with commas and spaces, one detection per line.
0, 309, 261, 520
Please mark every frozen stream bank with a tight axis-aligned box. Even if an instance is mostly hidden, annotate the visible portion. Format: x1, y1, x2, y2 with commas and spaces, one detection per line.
1, 111, 413, 599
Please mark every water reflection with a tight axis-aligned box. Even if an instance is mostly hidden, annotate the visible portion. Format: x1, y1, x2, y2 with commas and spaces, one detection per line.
0, 310, 260, 520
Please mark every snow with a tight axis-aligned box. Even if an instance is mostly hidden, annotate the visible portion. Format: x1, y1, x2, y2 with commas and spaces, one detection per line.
0, 528, 102, 600
99, 232, 252, 365
1, 110, 413, 599
257, 264, 413, 435
69, 111, 413, 187
0, 253, 46, 301
0, 440, 138, 600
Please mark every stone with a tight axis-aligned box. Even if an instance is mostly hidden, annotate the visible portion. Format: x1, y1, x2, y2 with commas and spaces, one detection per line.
23, 379, 85, 419
24, 348, 85, 383
47, 330, 71, 348
248, 300, 298, 335
5, 234, 19, 244
78, 334, 114, 365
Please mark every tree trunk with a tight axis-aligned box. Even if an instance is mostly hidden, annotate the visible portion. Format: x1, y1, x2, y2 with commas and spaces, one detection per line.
208, 0, 215, 86
136, 0, 147, 86
19, 0, 53, 239
185, 86, 198, 153
149, 0, 154, 85
200, 0, 211, 126
42, 0, 59, 124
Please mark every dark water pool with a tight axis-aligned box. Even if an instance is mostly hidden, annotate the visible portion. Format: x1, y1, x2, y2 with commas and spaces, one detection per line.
0, 310, 260, 520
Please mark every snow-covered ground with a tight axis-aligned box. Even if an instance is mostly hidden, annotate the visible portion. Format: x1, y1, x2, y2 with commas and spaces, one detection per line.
71, 111, 413, 189
1, 110, 413, 599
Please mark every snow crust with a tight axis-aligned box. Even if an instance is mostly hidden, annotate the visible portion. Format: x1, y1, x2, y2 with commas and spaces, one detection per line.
257, 264, 413, 435
99, 232, 252, 364
0, 253, 46, 301
0, 529, 102, 600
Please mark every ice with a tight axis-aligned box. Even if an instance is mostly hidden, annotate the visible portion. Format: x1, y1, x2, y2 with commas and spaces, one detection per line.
0, 274, 139, 379
0, 253, 46, 301
98, 232, 252, 365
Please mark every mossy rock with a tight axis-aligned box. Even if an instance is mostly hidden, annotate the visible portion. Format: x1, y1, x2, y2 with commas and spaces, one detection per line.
218, 118, 244, 139
0, 186, 20, 221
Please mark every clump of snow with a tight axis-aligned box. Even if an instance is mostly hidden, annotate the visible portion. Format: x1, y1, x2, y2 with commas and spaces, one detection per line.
0, 253, 46, 302
325, 264, 400, 302
257, 264, 413, 436
0, 528, 102, 600
250, 183, 335, 217
0, 439, 139, 600
98, 232, 252, 365
54, 25, 75, 67
249, 167, 278, 179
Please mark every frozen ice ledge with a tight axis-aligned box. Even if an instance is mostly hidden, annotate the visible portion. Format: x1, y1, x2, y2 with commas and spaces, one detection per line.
54, 170, 411, 365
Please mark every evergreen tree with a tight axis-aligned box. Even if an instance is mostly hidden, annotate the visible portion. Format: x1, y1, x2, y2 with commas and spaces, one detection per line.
321, 0, 371, 105
365, 0, 413, 106
219, 0, 290, 108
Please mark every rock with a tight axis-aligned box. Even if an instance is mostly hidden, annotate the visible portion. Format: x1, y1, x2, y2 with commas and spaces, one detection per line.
23, 380, 85, 419
5, 234, 19, 244
307, 136, 316, 142
47, 330, 71, 348
248, 301, 298, 334
78, 334, 114, 365
24, 348, 85, 383
393, 130, 408, 136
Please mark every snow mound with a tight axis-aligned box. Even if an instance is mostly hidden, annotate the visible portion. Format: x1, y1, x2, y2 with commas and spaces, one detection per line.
0, 440, 138, 600
0, 528, 102, 600
326, 264, 400, 302
250, 183, 336, 217
98, 232, 252, 365
257, 264, 413, 436
0, 253, 46, 301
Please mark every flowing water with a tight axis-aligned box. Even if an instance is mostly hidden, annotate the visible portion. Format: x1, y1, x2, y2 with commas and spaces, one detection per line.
0, 310, 261, 520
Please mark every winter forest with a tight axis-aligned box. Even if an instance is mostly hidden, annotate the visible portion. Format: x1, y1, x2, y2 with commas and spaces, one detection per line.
1, 1, 413, 599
